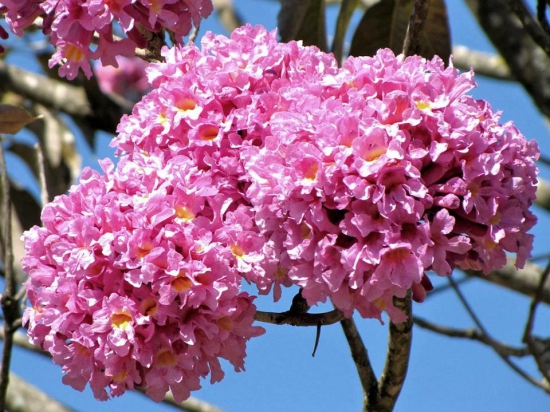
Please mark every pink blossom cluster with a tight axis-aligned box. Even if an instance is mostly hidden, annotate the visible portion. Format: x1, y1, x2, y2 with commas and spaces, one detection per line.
0, 0, 213, 79
95, 56, 151, 102
22, 154, 264, 401
22, 24, 539, 401
113, 25, 539, 321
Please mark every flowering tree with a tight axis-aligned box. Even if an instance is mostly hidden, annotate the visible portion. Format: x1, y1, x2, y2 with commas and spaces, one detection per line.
0, 1, 549, 411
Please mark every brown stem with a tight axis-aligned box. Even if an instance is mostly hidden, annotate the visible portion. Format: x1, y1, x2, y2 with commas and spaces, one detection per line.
0, 61, 132, 134
509, 0, 550, 57
0, 143, 19, 410
522, 257, 550, 384
402, 0, 430, 57
377, 294, 413, 412
414, 316, 530, 357
340, 316, 378, 409
254, 308, 344, 326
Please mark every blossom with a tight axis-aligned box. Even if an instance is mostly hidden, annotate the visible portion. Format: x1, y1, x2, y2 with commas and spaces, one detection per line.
112, 24, 538, 322
0, 0, 213, 79
22, 23, 539, 401
22, 155, 264, 402
94, 56, 151, 102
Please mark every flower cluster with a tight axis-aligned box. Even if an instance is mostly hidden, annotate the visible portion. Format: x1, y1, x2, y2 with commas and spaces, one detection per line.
0, 0, 213, 79
22, 154, 264, 402
23, 24, 539, 401
113, 25, 539, 321
95, 56, 151, 102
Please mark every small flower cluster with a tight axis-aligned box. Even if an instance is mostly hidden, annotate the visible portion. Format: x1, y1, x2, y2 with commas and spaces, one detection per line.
95, 56, 151, 102
23, 24, 539, 401
22, 154, 264, 402
0, 0, 213, 79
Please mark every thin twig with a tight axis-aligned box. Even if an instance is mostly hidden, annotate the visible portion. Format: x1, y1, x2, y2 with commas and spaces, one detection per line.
339, 316, 378, 409
447, 275, 486, 332
448, 275, 550, 393
424, 274, 473, 298
34, 143, 49, 209
0, 142, 20, 410
188, 22, 201, 43
377, 293, 413, 412
522, 257, 550, 383
413, 316, 530, 357
253, 308, 344, 326
402, 0, 430, 57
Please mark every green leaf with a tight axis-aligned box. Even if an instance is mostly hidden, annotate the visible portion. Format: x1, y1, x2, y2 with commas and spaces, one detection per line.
349, 0, 451, 63
278, 0, 328, 51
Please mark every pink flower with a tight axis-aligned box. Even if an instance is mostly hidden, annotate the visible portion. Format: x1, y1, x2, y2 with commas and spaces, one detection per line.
112, 24, 538, 322
22, 24, 539, 401
22, 154, 264, 402
1, 0, 213, 79
95, 56, 151, 101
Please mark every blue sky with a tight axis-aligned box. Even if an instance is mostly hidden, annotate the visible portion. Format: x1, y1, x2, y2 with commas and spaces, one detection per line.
7, 1, 550, 411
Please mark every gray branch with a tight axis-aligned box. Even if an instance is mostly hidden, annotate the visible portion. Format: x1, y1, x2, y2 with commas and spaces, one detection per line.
465, 0, 550, 117
0, 61, 132, 134
6, 373, 74, 412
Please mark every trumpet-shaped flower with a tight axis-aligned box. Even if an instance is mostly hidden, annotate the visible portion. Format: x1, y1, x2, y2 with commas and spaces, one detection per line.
23, 24, 539, 402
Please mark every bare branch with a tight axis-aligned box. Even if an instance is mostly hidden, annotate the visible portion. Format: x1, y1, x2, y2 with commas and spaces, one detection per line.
537, 0, 550, 33
535, 178, 550, 213
413, 316, 530, 357
254, 309, 344, 326
451, 45, 513, 80
332, 0, 360, 64
158, 391, 225, 412
377, 294, 413, 412
213, 0, 245, 33
402, 0, 430, 57
0, 141, 20, 410
339, 316, 378, 409
522, 258, 550, 383
509, 0, 550, 57
6, 373, 74, 412
34, 143, 49, 208
448, 274, 550, 393
0, 329, 47, 358
466, 0, 550, 118
0, 61, 132, 134
465, 259, 550, 305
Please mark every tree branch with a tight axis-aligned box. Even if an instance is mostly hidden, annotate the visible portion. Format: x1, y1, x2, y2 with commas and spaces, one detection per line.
254, 309, 345, 326
402, 0, 430, 57
0, 61, 132, 134
448, 274, 550, 393
6, 373, 74, 412
466, 0, 550, 117
509, 0, 550, 57
522, 257, 550, 383
451, 45, 513, 80
0, 142, 19, 410
339, 317, 378, 409
377, 294, 413, 412
413, 316, 530, 357
213, 0, 245, 33
464, 259, 550, 305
